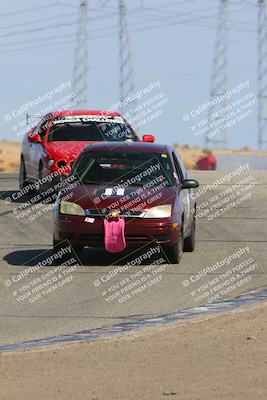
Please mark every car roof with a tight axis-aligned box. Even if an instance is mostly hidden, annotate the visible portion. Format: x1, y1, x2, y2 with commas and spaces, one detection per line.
83, 142, 171, 154
50, 110, 123, 118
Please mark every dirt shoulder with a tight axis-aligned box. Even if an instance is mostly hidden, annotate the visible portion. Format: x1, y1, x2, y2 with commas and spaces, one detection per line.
0, 302, 267, 400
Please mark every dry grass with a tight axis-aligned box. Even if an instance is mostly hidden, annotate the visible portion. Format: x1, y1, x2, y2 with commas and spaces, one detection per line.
174, 145, 204, 170
0, 141, 21, 173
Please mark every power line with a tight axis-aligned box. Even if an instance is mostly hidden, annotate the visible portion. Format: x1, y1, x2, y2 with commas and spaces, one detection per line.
0, 3, 59, 18
0, 0, 111, 19
0, 38, 79, 54
0, 12, 75, 30
0, 20, 78, 38
0, 2, 257, 45
0, 21, 118, 48
0, 1, 259, 57
138, 3, 257, 33
0, 19, 253, 55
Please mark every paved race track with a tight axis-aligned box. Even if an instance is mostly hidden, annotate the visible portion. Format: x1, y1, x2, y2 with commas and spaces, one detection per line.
0, 170, 266, 345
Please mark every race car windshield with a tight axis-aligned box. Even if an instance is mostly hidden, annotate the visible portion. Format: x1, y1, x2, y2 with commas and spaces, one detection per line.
73, 152, 175, 187
47, 116, 137, 142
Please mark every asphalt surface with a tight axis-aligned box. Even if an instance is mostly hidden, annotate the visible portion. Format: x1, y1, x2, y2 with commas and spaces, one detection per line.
0, 170, 266, 345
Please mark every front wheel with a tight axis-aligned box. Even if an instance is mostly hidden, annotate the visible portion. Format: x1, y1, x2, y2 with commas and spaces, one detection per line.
184, 214, 196, 252
19, 157, 27, 189
166, 227, 184, 264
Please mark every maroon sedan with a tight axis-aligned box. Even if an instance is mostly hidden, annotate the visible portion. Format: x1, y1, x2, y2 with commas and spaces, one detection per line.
53, 142, 199, 263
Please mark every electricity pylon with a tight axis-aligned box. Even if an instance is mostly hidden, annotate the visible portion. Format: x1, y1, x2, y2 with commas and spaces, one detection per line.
206, 0, 228, 149
119, 0, 136, 114
72, 0, 89, 108
258, 0, 267, 149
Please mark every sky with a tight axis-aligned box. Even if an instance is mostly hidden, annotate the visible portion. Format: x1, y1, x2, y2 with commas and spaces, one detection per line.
0, 0, 261, 149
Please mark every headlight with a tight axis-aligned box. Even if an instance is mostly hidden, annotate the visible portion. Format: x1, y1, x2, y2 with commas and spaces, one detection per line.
144, 204, 172, 218
60, 201, 85, 216
47, 159, 55, 167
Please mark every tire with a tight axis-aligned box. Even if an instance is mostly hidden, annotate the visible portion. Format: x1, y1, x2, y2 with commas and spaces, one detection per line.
71, 245, 83, 255
39, 161, 43, 180
184, 214, 196, 252
19, 157, 36, 194
38, 161, 50, 194
167, 226, 184, 264
19, 157, 27, 189
37, 161, 44, 192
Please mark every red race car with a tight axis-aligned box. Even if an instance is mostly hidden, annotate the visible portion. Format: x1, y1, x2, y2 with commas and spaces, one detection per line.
19, 110, 155, 192
53, 142, 199, 264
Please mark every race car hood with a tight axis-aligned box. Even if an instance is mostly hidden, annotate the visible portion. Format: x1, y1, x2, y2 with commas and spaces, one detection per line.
44, 141, 96, 163
60, 183, 177, 212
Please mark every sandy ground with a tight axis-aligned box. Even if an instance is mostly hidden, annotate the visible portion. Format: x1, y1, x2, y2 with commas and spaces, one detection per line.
0, 302, 266, 400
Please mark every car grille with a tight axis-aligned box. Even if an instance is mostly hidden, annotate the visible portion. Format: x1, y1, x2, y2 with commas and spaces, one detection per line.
84, 209, 145, 218
57, 160, 67, 168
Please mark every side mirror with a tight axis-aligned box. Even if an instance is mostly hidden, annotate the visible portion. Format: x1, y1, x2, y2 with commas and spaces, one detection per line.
28, 131, 42, 143
142, 134, 155, 143
181, 179, 199, 190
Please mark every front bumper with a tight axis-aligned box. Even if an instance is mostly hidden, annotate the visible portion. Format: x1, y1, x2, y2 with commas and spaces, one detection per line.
53, 216, 180, 248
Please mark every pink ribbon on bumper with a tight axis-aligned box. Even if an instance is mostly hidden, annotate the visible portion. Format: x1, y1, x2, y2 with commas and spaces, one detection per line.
104, 217, 126, 253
